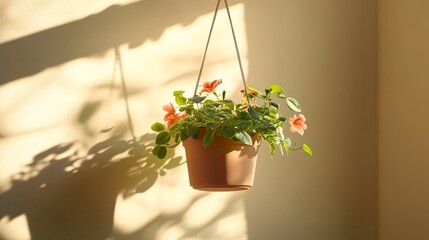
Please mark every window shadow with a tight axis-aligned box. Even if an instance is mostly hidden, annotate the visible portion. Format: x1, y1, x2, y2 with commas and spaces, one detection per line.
0, 0, 243, 86
0, 0, 247, 239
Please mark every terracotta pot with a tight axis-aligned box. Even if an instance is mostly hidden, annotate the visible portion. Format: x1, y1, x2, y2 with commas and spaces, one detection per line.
183, 131, 261, 191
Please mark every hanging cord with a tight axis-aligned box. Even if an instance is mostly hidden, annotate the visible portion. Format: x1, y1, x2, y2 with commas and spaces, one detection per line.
114, 47, 137, 142
193, 0, 221, 96
100, 51, 118, 133
193, 0, 247, 96
224, 0, 247, 92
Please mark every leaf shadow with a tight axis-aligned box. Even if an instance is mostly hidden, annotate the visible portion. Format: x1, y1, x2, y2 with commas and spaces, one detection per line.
0, 131, 184, 240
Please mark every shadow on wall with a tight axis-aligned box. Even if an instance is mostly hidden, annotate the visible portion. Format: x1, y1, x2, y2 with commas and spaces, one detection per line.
0, 0, 242, 86
0, 131, 184, 240
0, 0, 247, 239
111, 193, 245, 240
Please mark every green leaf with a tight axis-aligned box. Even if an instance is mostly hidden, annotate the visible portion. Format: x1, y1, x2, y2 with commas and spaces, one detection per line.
152, 145, 167, 159
151, 122, 165, 132
269, 107, 278, 117
185, 108, 194, 115
244, 93, 255, 99
268, 123, 277, 131
224, 101, 235, 109
205, 108, 216, 116
173, 90, 185, 96
269, 102, 279, 109
282, 143, 289, 155
247, 86, 257, 91
180, 132, 189, 141
187, 127, 201, 139
203, 99, 216, 105
239, 121, 251, 130
222, 90, 226, 100
248, 106, 259, 119
192, 95, 206, 103
235, 131, 252, 145
175, 95, 187, 106
155, 131, 171, 145
152, 145, 161, 155
277, 93, 287, 99
286, 97, 301, 112
174, 133, 181, 143
179, 105, 192, 111
203, 131, 215, 147
157, 146, 167, 159
268, 141, 276, 157
270, 84, 284, 94
285, 137, 292, 147
278, 117, 287, 122
303, 144, 312, 156
247, 86, 264, 96
173, 91, 186, 105
247, 86, 258, 93
221, 126, 234, 138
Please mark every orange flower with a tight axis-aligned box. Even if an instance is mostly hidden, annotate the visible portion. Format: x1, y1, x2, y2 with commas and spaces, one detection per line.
288, 114, 307, 136
163, 103, 187, 128
200, 79, 222, 93
163, 103, 176, 121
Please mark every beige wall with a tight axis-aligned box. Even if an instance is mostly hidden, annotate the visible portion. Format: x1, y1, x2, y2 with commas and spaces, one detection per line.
245, 1, 378, 239
379, 0, 429, 239
9, 0, 428, 239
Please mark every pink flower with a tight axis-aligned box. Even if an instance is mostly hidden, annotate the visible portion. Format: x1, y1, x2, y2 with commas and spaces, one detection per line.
163, 103, 176, 121
200, 79, 222, 93
163, 103, 187, 128
288, 114, 307, 136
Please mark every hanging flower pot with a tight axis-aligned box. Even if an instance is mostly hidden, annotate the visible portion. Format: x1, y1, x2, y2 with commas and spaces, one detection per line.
151, 79, 312, 191
150, 0, 312, 191
183, 129, 261, 191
